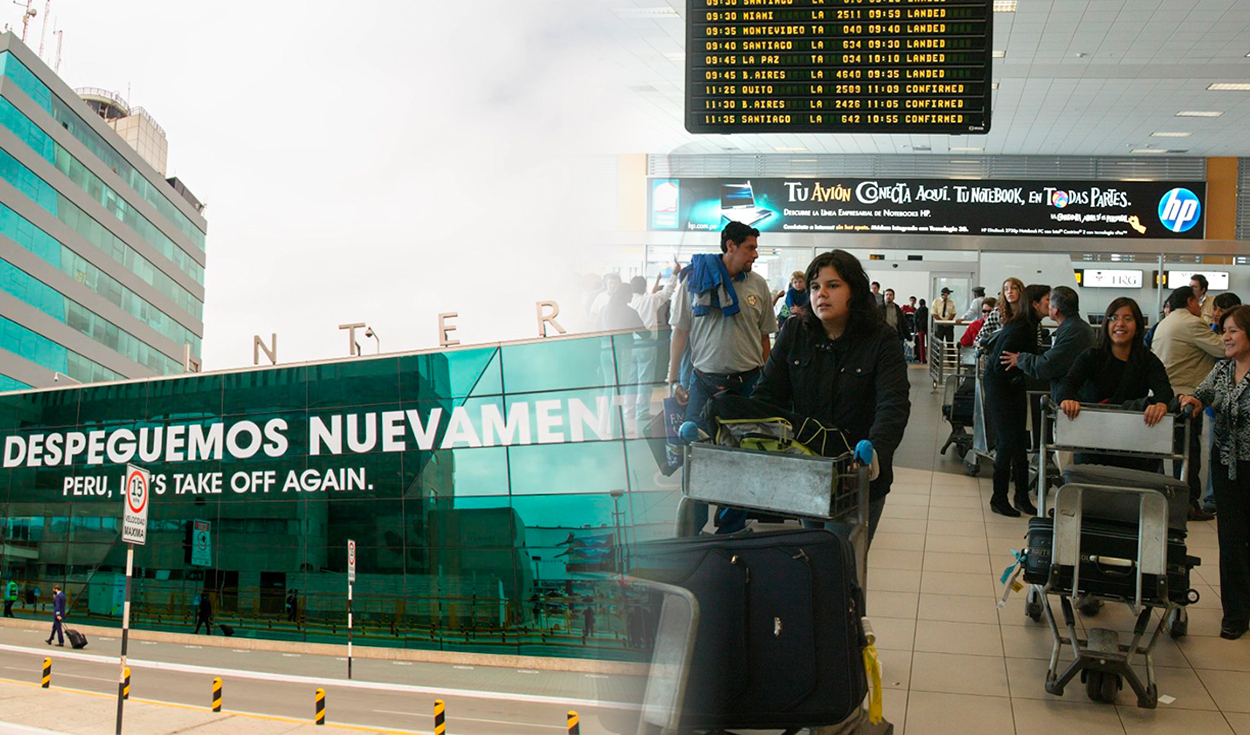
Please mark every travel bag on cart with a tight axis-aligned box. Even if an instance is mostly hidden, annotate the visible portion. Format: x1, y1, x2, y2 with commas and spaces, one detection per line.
943, 377, 975, 425
1060, 465, 1189, 533
632, 528, 869, 731
65, 628, 88, 650
1022, 516, 1198, 606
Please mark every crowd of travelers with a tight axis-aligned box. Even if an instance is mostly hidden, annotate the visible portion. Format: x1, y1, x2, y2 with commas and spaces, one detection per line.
580, 221, 1249, 643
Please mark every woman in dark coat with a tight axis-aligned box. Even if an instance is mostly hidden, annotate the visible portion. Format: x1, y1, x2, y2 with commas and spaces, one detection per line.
983, 284, 1050, 517
753, 250, 912, 544
1057, 297, 1174, 469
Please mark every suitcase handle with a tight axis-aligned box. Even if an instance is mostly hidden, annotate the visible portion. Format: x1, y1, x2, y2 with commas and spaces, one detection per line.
1086, 555, 1134, 576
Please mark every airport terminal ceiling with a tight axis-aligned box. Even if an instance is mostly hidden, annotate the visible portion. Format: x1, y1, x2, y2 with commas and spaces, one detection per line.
609, 0, 1250, 158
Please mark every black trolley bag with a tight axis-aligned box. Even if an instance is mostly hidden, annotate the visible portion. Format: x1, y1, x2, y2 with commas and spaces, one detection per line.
633, 527, 868, 731
1021, 464, 1199, 606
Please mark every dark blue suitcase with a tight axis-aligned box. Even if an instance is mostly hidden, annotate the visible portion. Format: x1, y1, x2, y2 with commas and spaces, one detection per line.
633, 528, 868, 731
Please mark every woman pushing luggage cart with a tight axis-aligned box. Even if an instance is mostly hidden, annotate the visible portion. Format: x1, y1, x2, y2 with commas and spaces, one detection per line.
1007, 400, 1200, 708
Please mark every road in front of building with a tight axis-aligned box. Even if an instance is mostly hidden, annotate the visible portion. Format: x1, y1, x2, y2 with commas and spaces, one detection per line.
0, 626, 644, 735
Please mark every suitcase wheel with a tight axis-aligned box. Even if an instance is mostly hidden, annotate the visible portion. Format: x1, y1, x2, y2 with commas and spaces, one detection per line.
1077, 597, 1103, 617
1085, 671, 1121, 703
1025, 587, 1043, 623
964, 457, 980, 477
1168, 608, 1188, 639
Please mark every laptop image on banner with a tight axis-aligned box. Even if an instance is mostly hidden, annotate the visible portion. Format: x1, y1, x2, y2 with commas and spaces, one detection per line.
720, 182, 772, 226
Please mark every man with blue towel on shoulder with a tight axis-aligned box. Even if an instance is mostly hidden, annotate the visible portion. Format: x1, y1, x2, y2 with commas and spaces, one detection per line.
666, 221, 779, 534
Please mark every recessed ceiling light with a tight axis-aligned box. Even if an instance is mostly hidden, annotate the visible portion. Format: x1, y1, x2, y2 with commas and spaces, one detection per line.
1151, 131, 1192, 138
950, 147, 984, 152
1207, 82, 1250, 91
1131, 148, 1169, 154
774, 146, 807, 152
993, 0, 1018, 10
614, 7, 679, 18
951, 160, 981, 164
789, 159, 818, 163
992, 50, 1006, 58
991, 82, 1000, 89
1175, 110, 1223, 117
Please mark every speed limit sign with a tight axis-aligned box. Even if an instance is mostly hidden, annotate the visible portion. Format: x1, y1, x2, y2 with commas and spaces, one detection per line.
122, 464, 150, 546
347, 539, 356, 583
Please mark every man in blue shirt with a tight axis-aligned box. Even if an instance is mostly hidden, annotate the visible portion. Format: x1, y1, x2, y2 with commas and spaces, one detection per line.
45, 585, 65, 646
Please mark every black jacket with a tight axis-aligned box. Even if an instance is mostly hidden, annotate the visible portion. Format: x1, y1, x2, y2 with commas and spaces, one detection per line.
1056, 347, 1174, 410
983, 319, 1043, 391
753, 319, 912, 501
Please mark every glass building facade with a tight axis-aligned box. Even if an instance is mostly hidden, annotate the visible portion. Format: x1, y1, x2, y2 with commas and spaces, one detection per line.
0, 35, 205, 390
0, 331, 680, 662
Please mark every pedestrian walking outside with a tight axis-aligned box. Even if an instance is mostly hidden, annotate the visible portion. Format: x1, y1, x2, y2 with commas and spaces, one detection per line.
45, 585, 65, 646
3, 578, 17, 617
193, 589, 214, 635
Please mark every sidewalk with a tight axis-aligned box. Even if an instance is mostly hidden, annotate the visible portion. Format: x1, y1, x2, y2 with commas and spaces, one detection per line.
0, 622, 644, 707
0, 679, 418, 735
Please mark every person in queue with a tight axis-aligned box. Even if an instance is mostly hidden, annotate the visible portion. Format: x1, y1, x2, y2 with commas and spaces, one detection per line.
1178, 305, 1250, 640
960, 285, 987, 322
1201, 292, 1244, 514
1144, 302, 1170, 349
777, 270, 808, 319
983, 284, 1050, 517
959, 297, 997, 347
977, 277, 1027, 354
1057, 297, 1174, 469
753, 250, 911, 544
1001, 285, 1095, 400
881, 288, 909, 344
932, 287, 957, 342
667, 221, 778, 533
1191, 274, 1215, 325
914, 298, 929, 363
1153, 286, 1225, 521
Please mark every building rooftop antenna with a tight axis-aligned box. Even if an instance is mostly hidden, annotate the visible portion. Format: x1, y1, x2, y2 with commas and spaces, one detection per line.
11, 0, 36, 42
37, 0, 48, 57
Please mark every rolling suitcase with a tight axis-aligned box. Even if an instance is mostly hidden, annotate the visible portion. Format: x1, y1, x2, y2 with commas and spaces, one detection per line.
218, 624, 235, 637
1022, 516, 1198, 606
65, 628, 88, 650
633, 528, 868, 731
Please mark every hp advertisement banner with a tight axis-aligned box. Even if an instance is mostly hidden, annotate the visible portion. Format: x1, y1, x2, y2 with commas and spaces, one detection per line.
648, 178, 1206, 239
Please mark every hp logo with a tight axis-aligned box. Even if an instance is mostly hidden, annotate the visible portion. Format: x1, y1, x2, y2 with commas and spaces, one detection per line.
1158, 188, 1201, 233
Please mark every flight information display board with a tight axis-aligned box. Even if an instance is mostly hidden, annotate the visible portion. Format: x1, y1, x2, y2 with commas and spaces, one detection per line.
686, 0, 993, 135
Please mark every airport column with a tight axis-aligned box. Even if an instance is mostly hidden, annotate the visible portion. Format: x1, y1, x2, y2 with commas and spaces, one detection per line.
117, 464, 152, 735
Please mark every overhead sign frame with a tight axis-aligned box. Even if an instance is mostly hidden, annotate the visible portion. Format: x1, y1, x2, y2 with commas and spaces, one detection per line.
685, 0, 994, 135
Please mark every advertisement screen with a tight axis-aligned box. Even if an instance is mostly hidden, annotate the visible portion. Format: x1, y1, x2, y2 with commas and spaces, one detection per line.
647, 178, 1206, 239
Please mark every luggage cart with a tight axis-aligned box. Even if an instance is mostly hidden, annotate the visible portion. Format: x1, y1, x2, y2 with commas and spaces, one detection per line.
940, 347, 978, 467
664, 442, 891, 735
1020, 402, 1198, 708
676, 442, 873, 589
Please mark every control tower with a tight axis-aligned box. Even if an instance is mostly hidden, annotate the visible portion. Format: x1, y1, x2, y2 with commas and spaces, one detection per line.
76, 86, 169, 176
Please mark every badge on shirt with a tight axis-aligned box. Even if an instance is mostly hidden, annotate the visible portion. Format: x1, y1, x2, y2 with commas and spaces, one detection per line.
746, 294, 759, 307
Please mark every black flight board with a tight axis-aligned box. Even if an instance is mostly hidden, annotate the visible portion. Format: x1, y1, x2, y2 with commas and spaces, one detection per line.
686, 0, 993, 135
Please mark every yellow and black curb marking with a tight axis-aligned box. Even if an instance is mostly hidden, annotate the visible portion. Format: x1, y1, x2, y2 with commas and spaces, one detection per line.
315, 687, 326, 725
433, 698, 446, 735
40, 658, 50, 688
567, 709, 580, 734
123, 666, 131, 700
211, 676, 222, 713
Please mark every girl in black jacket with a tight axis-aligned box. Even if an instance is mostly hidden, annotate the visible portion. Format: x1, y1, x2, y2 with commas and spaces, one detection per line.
754, 250, 912, 544
1056, 297, 1174, 469
983, 284, 1050, 517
